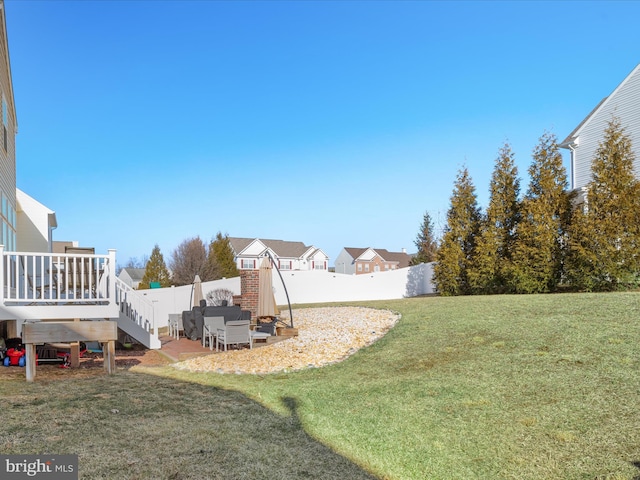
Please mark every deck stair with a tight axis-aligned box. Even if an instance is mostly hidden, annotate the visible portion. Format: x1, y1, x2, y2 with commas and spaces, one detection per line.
115, 278, 161, 349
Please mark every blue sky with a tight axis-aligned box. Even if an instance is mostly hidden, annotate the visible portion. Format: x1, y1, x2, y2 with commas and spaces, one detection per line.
6, 0, 640, 267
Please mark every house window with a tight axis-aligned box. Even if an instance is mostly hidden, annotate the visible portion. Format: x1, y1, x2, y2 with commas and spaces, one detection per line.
2, 96, 7, 151
279, 260, 291, 270
357, 264, 362, 272
241, 259, 255, 269
365, 264, 370, 272
0, 194, 15, 251
314, 261, 324, 270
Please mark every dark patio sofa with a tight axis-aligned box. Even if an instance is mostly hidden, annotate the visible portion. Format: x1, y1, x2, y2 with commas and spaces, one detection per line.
182, 301, 250, 341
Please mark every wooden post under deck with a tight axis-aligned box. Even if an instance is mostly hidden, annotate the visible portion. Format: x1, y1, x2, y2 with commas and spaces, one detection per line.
22, 321, 118, 382
103, 340, 115, 374
69, 318, 80, 368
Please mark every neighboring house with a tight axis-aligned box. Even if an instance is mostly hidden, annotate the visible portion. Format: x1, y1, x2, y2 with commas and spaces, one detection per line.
560, 63, 640, 194
118, 267, 145, 289
335, 247, 413, 275
229, 237, 329, 271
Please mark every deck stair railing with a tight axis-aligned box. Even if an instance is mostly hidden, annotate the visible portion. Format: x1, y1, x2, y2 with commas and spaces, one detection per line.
115, 277, 160, 349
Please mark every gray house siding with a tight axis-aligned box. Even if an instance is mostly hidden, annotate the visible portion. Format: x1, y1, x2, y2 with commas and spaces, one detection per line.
562, 64, 640, 190
0, 3, 17, 250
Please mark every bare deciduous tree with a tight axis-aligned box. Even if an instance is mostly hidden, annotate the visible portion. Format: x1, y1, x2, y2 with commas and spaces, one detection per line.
170, 237, 207, 286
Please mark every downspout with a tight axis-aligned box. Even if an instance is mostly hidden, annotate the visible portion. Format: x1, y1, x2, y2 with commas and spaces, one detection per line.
567, 142, 577, 191
48, 212, 58, 253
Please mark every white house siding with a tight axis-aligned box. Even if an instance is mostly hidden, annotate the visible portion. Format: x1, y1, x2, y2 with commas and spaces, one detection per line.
570, 64, 640, 190
308, 250, 328, 271
16, 189, 55, 252
334, 249, 356, 274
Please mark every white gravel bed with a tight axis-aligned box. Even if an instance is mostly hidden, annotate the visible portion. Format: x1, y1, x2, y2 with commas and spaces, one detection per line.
174, 307, 400, 375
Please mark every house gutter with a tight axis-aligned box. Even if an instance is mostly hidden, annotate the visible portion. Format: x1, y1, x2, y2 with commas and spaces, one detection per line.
567, 142, 577, 190
559, 138, 578, 191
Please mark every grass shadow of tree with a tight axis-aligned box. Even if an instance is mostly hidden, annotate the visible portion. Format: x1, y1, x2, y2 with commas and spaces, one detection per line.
1, 371, 379, 479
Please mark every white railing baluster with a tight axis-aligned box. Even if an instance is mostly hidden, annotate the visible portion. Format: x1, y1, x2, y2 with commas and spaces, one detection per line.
1, 250, 114, 306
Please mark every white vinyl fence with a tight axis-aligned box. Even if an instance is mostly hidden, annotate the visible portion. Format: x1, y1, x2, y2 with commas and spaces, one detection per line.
139, 263, 435, 330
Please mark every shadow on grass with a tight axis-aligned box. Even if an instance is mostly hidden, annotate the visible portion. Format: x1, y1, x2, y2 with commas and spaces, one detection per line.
1, 370, 379, 480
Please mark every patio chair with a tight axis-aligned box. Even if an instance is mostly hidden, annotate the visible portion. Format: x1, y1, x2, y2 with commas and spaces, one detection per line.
168, 314, 182, 338
202, 316, 225, 350
216, 319, 252, 352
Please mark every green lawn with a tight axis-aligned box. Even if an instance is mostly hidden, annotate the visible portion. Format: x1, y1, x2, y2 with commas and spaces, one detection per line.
2, 292, 640, 479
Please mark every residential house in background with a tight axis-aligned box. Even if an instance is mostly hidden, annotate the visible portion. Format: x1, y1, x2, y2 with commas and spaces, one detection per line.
118, 267, 145, 289
334, 247, 413, 275
229, 237, 329, 271
560, 63, 640, 196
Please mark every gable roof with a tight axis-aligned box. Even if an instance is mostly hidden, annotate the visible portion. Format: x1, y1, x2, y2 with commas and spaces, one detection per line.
560, 63, 640, 148
343, 247, 412, 268
560, 97, 608, 147
122, 268, 145, 281
377, 249, 412, 268
229, 237, 322, 259
343, 247, 368, 260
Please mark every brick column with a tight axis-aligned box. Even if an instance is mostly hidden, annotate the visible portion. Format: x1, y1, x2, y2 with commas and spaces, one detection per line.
240, 270, 259, 320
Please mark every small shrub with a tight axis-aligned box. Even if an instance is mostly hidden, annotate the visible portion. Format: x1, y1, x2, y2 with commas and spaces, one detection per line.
206, 288, 234, 306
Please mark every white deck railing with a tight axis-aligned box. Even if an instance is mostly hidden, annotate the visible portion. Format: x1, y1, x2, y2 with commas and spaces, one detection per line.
0, 246, 160, 348
0, 247, 116, 307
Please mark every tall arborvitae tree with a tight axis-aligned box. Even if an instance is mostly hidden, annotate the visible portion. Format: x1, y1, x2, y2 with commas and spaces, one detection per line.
433, 167, 482, 296
468, 143, 521, 294
205, 232, 239, 279
411, 211, 438, 265
566, 118, 640, 291
507, 132, 571, 293
138, 244, 171, 289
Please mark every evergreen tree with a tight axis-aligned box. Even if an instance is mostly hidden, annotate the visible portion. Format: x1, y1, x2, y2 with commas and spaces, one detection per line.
202, 232, 239, 281
410, 211, 438, 265
200, 245, 220, 282
566, 118, 640, 290
138, 245, 171, 289
433, 167, 482, 296
507, 132, 571, 293
468, 143, 521, 294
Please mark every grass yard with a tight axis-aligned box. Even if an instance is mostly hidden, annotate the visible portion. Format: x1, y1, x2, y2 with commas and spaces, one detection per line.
2, 292, 640, 479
